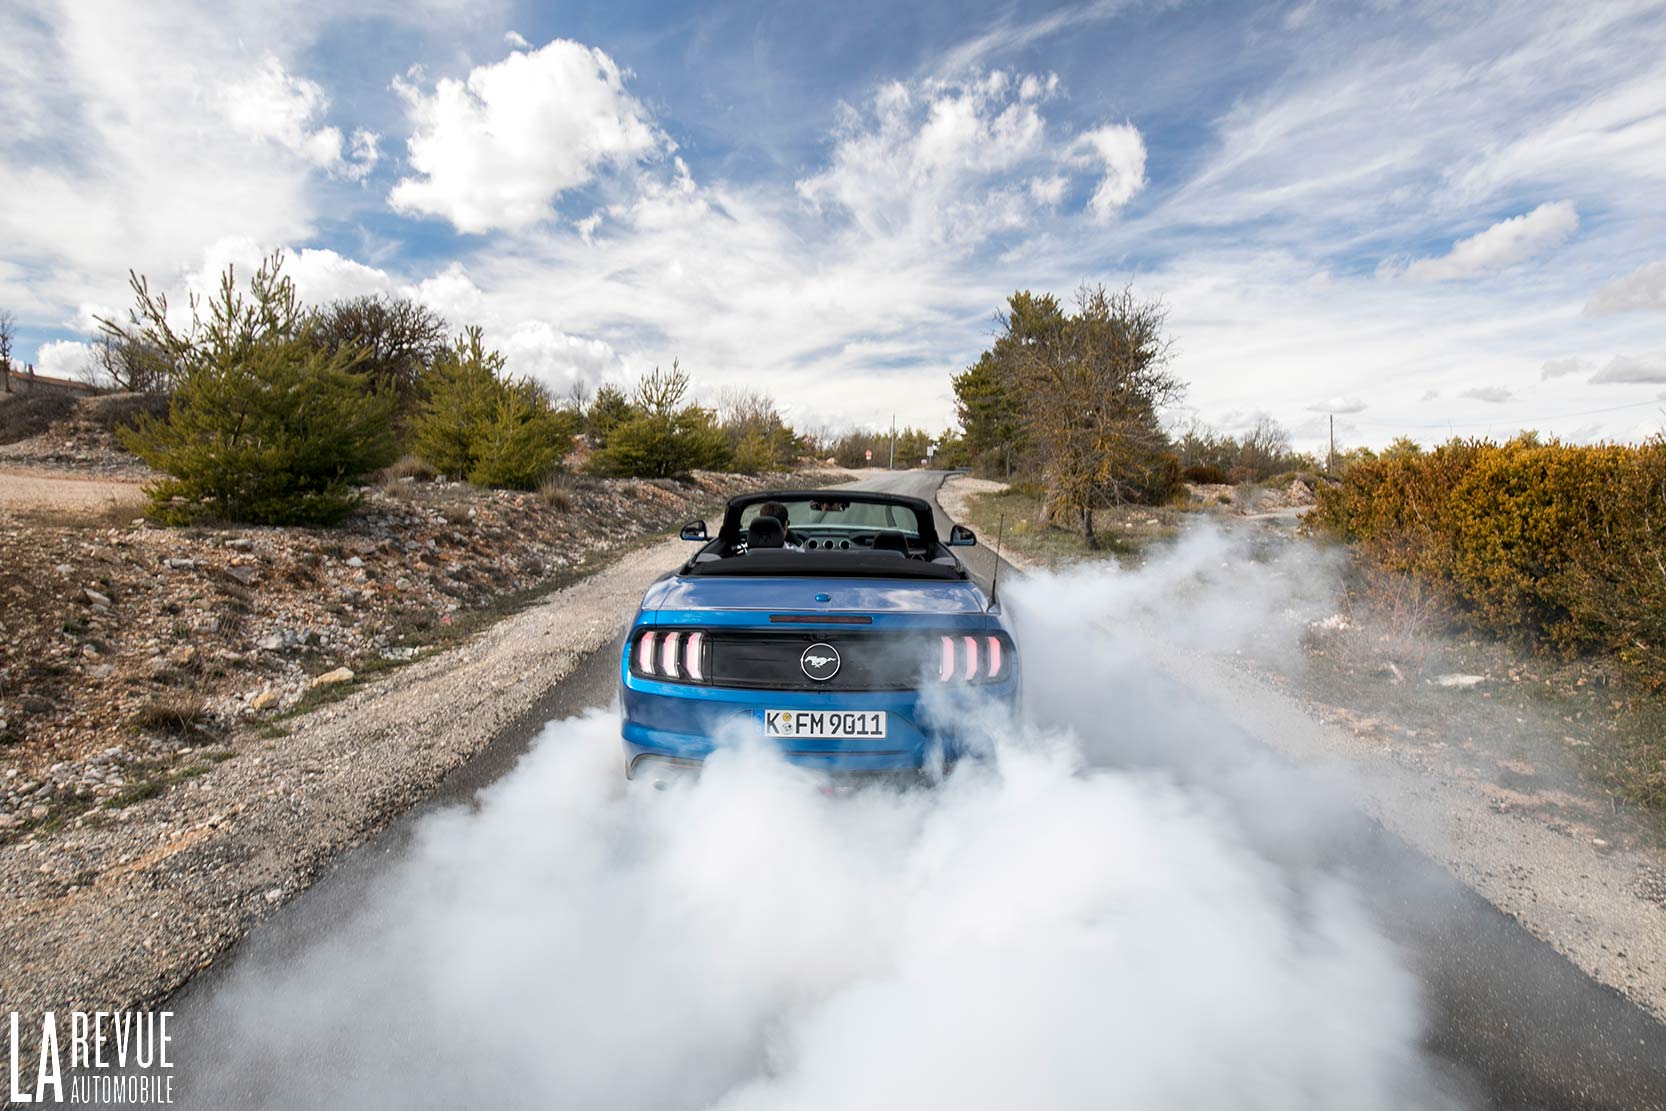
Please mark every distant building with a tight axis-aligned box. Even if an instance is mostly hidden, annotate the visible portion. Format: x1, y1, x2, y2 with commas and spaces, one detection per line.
0, 364, 105, 398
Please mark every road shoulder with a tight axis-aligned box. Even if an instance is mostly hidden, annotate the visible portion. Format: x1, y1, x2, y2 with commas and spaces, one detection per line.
0, 532, 690, 1033
937, 472, 1666, 1024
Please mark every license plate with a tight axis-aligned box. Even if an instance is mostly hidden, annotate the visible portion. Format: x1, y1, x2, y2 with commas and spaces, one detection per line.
762, 709, 888, 739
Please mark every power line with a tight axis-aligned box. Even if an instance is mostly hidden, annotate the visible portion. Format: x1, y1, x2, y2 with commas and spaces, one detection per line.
1346, 396, 1663, 432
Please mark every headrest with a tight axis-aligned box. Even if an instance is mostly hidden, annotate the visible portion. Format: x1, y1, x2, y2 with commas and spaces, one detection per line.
746, 515, 786, 549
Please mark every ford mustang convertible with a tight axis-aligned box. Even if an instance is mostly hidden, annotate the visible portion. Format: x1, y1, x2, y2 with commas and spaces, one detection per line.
619, 489, 1018, 781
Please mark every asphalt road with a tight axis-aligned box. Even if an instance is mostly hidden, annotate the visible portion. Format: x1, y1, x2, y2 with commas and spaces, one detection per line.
154, 469, 1666, 1111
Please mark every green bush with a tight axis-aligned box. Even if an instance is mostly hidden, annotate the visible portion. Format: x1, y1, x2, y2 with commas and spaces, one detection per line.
469, 386, 578, 490
588, 363, 732, 478
591, 410, 731, 477
731, 428, 779, 474
117, 259, 398, 525
1313, 437, 1666, 686
584, 383, 636, 446
410, 328, 577, 489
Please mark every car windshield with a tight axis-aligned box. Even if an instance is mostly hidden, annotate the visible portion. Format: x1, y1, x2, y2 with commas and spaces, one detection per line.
738, 497, 922, 536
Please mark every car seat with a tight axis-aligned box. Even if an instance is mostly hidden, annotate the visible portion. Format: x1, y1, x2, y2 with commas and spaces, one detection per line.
746, 516, 786, 549
872, 532, 909, 556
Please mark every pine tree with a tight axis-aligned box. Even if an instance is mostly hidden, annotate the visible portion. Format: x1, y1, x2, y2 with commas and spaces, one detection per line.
118, 258, 398, 525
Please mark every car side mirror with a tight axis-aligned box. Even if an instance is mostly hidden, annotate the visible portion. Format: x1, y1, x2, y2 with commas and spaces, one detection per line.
948, 524, 977, 546
680, 520, 708, 542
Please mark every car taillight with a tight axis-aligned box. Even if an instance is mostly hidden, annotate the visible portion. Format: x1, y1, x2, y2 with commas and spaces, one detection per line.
631, 628, 708, 683
684, 632, 704, 681
935, 634, 1012, 684
660, 631, 682, 679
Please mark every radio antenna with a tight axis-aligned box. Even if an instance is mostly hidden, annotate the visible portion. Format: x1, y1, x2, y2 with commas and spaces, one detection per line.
987, 514, 1005, 612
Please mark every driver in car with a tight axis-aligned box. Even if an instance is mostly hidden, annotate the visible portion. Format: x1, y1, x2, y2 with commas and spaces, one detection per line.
757, 501, 803, 548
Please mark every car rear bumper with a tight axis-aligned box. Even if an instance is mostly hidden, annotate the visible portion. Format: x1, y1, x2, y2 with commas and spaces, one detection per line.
620, 673, 1017, 778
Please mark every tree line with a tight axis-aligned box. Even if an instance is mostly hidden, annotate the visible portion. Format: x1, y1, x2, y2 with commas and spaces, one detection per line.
43, 255, 955, 527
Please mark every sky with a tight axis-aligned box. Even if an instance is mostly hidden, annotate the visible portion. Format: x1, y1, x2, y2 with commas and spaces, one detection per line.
3, 0, 1665, 452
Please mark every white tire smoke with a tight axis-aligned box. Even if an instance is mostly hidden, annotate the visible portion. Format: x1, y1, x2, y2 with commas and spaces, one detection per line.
178, 529, 1463, 1109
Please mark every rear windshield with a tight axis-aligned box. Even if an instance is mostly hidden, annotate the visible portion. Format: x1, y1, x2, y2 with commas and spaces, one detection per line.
739, 497, 923, 536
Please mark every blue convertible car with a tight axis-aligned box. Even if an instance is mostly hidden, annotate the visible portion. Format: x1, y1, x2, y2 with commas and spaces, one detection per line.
620, 489, 1018, 780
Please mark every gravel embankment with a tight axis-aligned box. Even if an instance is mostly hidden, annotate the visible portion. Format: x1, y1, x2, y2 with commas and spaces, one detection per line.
0, 532, 706, 1033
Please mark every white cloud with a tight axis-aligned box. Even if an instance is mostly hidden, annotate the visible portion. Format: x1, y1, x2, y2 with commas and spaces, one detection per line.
410, 263, 488, 323
1461, 62, 1666, 199
504, 30, 530, 48
9, 4, 1666, 451
1540, 356, 1587, 379
1074, 123, 1146, 222
1028, 175, 1067, 206
1585, 260, 1666, 314
1402, 202, 1578, 282
1017, 73, 1058, 101
34, 339, 93, 380
795, 73, 1050, 248
1458, 385, 1514, 403
1590, 352, 1666, 385
1304, 396, 1366, 414
186, 237, 394, 307
390, 40, 666, 233
222, 56, 378, 180
498, 320, 622, 395
0, 3, 333, 321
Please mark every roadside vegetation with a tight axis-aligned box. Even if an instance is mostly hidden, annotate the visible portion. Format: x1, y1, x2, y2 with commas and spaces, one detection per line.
951, 284, 1317, 551
114, 260, 400, 524
1309, 435, 1666, 808
1312, 435, 1666, 691
938, 280, 1664, 809
32, 252, 939, 528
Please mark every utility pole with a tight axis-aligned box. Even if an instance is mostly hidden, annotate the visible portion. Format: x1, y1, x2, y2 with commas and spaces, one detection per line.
888, 414, 896, 470
1328, 414, 1336, 476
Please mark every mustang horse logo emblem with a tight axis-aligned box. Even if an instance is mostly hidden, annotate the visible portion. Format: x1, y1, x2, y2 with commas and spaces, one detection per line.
799, 643, 841, 681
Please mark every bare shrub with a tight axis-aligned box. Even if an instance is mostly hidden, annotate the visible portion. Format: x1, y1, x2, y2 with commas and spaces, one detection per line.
538, 476, 573, 512
0, 392, 77, 444
84, 391, 171, 431
378, 454, 438, 485
131, 695, 211, 735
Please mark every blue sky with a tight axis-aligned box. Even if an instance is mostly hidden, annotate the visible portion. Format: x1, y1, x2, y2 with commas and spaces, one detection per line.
3, 0, 1665, 450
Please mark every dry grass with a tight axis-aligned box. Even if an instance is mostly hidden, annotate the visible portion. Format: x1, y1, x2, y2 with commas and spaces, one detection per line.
130, 695, 211, 736
0, 392, 78, 445
84, 392, 170, 431
1333, 557, 1453, 673
959, 485, 1184, 568
377, 454, 438, 485
538, 475, 573, 512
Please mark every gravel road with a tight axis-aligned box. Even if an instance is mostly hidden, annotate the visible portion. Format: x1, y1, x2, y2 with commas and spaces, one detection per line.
0, 466, 144, 512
